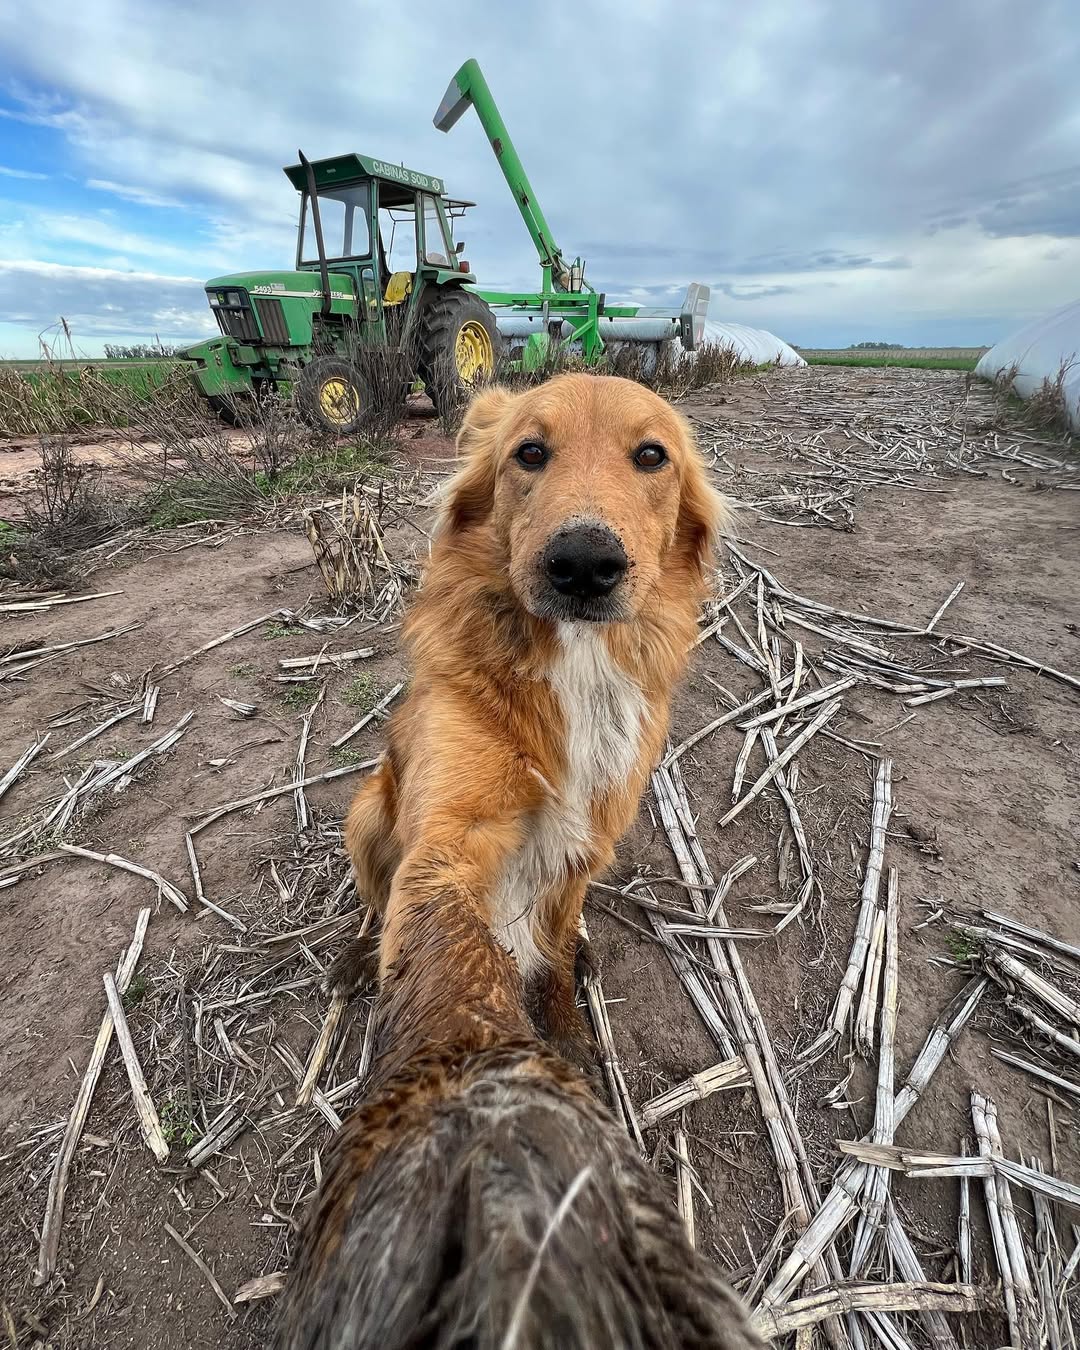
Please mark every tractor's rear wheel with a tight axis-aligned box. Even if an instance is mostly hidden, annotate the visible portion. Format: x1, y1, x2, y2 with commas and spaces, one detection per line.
296, 358, 371, 436
418, 291, 499, 411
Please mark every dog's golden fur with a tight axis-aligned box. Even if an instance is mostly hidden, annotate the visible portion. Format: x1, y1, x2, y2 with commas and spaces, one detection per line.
338, 371, 728, 1061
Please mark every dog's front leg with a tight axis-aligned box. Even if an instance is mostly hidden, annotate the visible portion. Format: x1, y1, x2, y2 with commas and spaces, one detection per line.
326, 760, 402, 998
378, 807, 532, 983
526, 877, 600, 1076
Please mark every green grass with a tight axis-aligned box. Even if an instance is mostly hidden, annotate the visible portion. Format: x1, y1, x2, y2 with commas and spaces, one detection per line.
263, 620, 303, 640
141, 438, 396, 531
122, 974, 148, 1010
146, 482, 230, 529
255, 441, 392, 497
1, 360, 181, 437
946, 929, 980, 963
330, 744, 370, 767
159, 1097, 199, 1149
229, 662, 256, 678
281, 682, 322, 710
805, 355, 980, 371
0, 357, 178, 372
342, 672, 380, 711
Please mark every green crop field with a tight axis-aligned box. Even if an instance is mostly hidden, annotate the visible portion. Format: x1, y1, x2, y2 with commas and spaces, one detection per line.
798, 347, 986, 372
0, 357, 177, 389
0, 359, 180, 437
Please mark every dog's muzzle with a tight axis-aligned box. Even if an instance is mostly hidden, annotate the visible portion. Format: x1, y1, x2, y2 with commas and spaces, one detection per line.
538, 521, 628, 622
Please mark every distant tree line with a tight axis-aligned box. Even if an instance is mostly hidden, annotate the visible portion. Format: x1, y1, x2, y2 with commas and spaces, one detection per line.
849, 341, 902, 350
103, 342, 183, 359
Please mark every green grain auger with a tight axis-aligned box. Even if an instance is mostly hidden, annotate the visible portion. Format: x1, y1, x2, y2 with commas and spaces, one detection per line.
179, 59, 710, 432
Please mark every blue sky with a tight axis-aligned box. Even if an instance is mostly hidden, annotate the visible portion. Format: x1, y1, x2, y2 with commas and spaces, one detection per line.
1, 0, 1078, 358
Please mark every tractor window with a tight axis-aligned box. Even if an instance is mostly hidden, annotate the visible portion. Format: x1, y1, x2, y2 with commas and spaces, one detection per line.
300, 183, 372, 263
380, 205, 418, 274
421, 195, 454, 267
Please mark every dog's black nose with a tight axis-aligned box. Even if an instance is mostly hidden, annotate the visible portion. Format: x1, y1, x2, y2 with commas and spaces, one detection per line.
544, 523, 628, 599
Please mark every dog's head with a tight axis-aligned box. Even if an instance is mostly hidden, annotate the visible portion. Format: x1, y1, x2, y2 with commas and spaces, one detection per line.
436, 373, 729, 624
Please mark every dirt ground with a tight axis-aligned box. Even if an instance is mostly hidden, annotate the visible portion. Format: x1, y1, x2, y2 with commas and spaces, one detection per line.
0, 366, 1077, 1348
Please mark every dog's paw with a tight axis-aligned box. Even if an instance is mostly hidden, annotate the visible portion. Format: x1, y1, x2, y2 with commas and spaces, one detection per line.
550, 1012, 601, 1073
574, 934, 600, 990
552, 1033, 604, 1096
324, 932, 380, 998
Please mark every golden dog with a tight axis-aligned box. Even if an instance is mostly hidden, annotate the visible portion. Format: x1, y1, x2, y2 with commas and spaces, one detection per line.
334, 371, 729, 1065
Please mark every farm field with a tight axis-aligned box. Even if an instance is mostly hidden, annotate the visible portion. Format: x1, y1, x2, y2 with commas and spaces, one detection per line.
797, 348, 987, 370
0, 364, 1078, 1348
0, 359, 179, 439
0, 359, 177, 373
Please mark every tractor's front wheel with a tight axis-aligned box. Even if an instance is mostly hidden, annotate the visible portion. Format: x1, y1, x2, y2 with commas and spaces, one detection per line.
207, 393, 250, 427
418, 291, 499, 412
296, 359, 370, 436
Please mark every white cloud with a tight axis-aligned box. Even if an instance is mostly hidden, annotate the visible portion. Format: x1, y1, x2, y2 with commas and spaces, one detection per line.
86, 178, 186, 209
701, 227, 1080, 341
0, 194, 297, 281
0, 164, 47, 180
31, 211, 194, 263
0, 260, 214, 354
1, 259, 202, 284
0, 0, 1077, 352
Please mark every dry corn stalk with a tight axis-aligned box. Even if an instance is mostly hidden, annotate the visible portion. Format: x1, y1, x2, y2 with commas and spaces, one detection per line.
673, 1124, 696, 1249
853, 909, 886, 1058
803, 758, 892, 1060
752, 1280, 989, 1341
1006, 996, 1080, 1059
849, 868, 900, 1277
639, 1058, 750, 1128
972, 1091, 1037, 1349
759, 977, 987, 1313
303, 489, 392, 606
987, 949, 1080, 1026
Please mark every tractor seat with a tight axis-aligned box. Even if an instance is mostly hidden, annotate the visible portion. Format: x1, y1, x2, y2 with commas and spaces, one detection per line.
383, 271, 413, 306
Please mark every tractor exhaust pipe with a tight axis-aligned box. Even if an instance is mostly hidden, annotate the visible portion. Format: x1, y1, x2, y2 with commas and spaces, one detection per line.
298, 149, 332, 319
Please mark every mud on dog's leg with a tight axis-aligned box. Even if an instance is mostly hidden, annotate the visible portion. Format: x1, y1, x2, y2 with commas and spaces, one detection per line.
378, 807, 534, 982
528, 878, 599, 1078
324, 926, 381, 997
328, 763, 400, 998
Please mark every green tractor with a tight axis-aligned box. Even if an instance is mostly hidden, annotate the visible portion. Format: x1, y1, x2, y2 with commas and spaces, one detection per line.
181, 151, 495, 432
180, 59, 710, 432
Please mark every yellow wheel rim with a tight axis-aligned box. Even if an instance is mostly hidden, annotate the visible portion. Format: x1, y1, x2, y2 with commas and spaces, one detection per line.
319, 376, 360, 426
455, 320, 495, 382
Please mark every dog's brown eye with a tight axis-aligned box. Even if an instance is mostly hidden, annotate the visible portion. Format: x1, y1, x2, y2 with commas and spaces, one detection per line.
633, 443, 667, 470
515, 442, 548, 469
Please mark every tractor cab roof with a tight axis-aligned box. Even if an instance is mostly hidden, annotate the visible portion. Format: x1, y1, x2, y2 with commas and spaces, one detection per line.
283, 153, 452, 206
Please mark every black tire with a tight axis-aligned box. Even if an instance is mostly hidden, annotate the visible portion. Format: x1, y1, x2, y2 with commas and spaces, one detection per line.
418, 290, 499, 411
296, 358, 371, 436
208, 383, 277, 427
207, 393, 246, 427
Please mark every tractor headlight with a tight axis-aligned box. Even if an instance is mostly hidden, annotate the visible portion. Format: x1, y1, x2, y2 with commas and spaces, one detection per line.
208, 293, 220, 306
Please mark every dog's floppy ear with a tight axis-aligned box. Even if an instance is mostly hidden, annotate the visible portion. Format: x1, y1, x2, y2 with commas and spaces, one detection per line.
434, 385, 517, 535
674, 422, 733, 580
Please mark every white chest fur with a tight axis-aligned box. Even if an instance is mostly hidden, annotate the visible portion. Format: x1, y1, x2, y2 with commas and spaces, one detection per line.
491, 623, 645, 979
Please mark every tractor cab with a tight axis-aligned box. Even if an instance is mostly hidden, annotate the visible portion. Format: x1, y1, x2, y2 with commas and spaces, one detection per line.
285, 153, 475, 326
